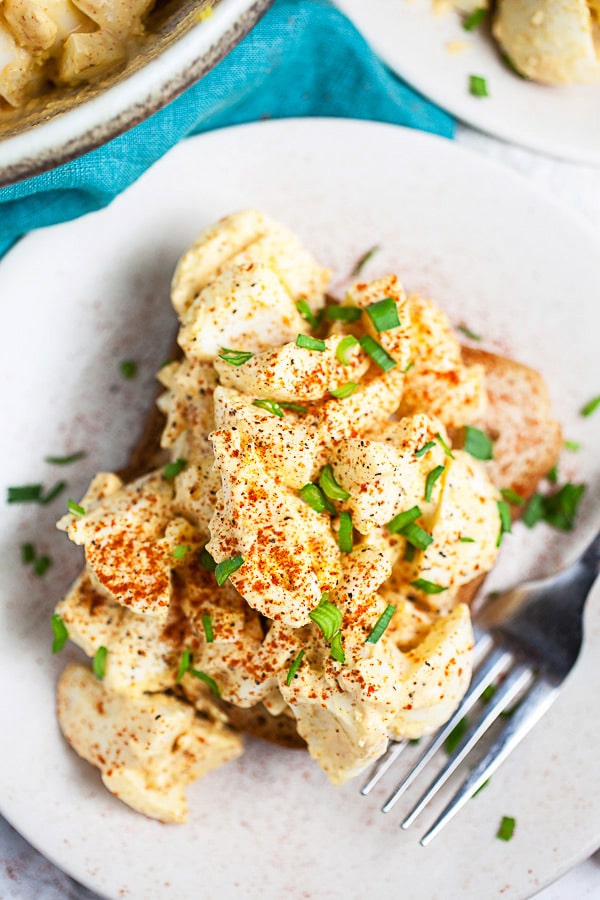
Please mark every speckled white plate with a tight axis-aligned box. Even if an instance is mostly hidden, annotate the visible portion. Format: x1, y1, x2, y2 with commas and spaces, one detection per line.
0, 119, 599, 900
336, 0, 600, 165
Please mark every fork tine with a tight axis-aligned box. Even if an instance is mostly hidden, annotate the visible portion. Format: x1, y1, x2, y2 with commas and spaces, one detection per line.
420, 677, 559, 846
401, 660, 534, 829
360, 741, 408, 795
381, 644, 513, 812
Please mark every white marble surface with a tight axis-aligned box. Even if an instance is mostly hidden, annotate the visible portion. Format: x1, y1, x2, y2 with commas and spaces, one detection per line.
1, 122, 599, 900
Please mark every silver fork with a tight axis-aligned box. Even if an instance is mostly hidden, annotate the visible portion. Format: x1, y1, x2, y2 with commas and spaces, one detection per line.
361, 530, 600, 845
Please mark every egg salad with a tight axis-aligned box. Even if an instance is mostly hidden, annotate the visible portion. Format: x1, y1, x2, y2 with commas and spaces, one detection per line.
54, 210, 505, 822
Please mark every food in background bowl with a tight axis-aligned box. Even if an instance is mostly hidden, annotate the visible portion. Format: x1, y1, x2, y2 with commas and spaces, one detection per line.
52, 210, 562, 823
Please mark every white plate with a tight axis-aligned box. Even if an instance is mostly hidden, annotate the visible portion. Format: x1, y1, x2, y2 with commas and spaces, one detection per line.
1, 119, 599, 900
336, 0, 600, 165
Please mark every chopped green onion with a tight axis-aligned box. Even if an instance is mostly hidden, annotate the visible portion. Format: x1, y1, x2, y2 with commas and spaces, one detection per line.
481, 684, 496, 703
351, 244, 380, 276
218, 348, 254, 366
319, 465, 350, 501
415, 440, 435, 459
425, 465, 445, 502
523, 483, 586, 532
436, 432, 455, 459
338, 511, 354, 553
336, 335, 360, 365
403, 360, 414, 374
40, 480, 67, 505
286, 650, 305, 686
459, 536, 475, 543
44, 451, 86, 465
564, 440, 580, 452
409, 738, 421, 745
176, 648, 192, 683
325, 305, 362, 323
472, 778, 491, 797
199, 547, 216, 571
51, 614, 68, 654
33, 555, 52, 576
457, 322, 482, 340
497, 816, 516, 842
173, 544, 189, 560
7, 484, 42, 503
402, 523, 433, 551
119, 360, 137, 379
296, 334, 326, 352
93, 646, 108, 680
410, 578, 448, 595
68, 499, 86, 517
497, 500, 512, 546
309, 597, 343, 642
463, 7, 487, 30
296, 298, 317, 328
329, 381, 358, 400
500, 487, 525, 505
444, 716, 468, 754
464, 426, 494, 460
469, 74, 488, 97
330, 632, 345, 664
387, 505, 422, 535
366, 604, 396, 644
279, 401, 308, 414
546, 465, 558, 484
190, 668, 221, 697
21, 542, 35, 564
359, 335, 397, 372
252, 399, 284, 417
215, 554, 244, 586
163, 458, 187, 480
365, 297, 400, 332
404, 543, 416, 562
522, 493, 545, 528
300, 483, 332, 514
581, 395, 600, 417
202, 614, 214, 643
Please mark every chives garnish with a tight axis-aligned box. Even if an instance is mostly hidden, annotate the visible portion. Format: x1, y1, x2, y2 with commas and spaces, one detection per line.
51, 614, 68, 654
338, 511, 353, 553
444, 716, 468, 754
436, 432, 455, 459
481, 684, 496, 703
218, 348, 254, 366
415, 440, 435, 459
404, 543, 415, 562
464, 426, 494, 460
309, 596, 343, 642
119, 360, 137, 379
21, 542, 35, 564
199, 547, 216, 571
500, 487, 525, 505
548, 463, 558, 483
472, 778, 491, 798
336, 335, 360, 366
325, 305, 362, 323
286, 649, 305, 686
329, 381, 358, 400
425, 465, 445, 502
33, 555, 52, 576
522, 493, 544, 528
190, 668, 221, 697
564, 440, 580, 451
296, 298, 317, 328
523, 483, 585, 532
7, 484, 42, 503
457, 322, 482, 340
202, 613, 214, 643
365, 297, 400, 332
365, 604, 395, 644
497, 816, 516, 842
459, 536, 475, 543
469, 74, 488, 97
296, 334, 326, 352
497, 500, 512, 546
215, 554, 244, 587
279, 401, 308, 414
463, 7, 487, 30
176, 648, 192, 683
387, 505, 422, 535
173, 544, 189, 560
581, 395, 600, 417
330, 632, 345, 664
93, 646, 108, 680
163, 458, 187, 480
319, 465, 350, 501
40, 480, 67, 505
44, 451, 86, 465
403, 360, 414, 374
351, 244, 380, 276
68, 499, 85, 517
402, 523, 433, 551
300, 483, 331, 515
410, 578, 447, 595
252, 399, 284, 417
359, 335, 397, 372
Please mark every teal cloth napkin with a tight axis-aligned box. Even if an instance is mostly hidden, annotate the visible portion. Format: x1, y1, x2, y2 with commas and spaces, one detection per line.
0, 0, 453, 259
